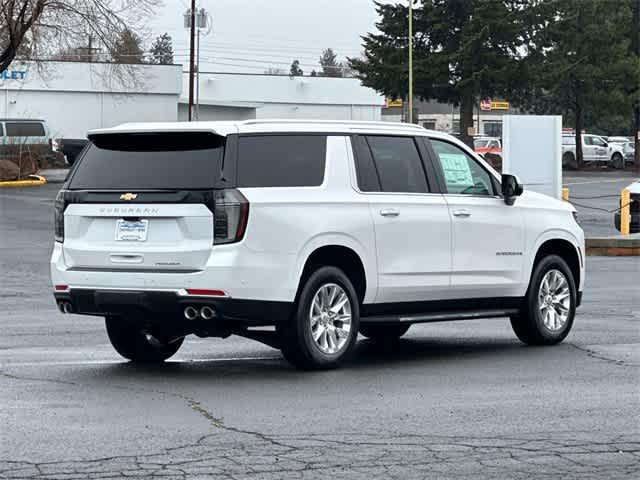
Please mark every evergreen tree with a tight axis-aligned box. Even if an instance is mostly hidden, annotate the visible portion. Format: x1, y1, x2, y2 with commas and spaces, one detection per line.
112, 28, 144, 64
350, 1, 544, 146
524, 0, 638, 165
290, 59, 303, 76
149, 33, 174, 65
320, 48, 342, 77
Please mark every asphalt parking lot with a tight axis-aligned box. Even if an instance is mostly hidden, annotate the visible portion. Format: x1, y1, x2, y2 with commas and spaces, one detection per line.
1, 183, 639, 479
563, 170, 637, 237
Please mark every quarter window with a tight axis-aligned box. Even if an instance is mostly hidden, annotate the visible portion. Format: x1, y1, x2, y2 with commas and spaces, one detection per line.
237, 135, 326, 188
365, 136, 428, 193
430, 139, 495, 196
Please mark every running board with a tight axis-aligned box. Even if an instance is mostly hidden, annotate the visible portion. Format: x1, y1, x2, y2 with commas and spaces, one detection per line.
360, 308, 520, 325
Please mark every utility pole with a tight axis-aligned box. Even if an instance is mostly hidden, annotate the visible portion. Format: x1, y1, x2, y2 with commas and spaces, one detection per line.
82, 36, 101, 62
634, 0, 640, 171
408, 0, 413, 124
188, 0, 196, 121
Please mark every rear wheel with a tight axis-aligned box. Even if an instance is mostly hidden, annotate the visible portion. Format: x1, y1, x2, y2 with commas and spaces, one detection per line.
105, 316, 183, 363
279, 266, 359, 370
511, 255, 576, 345
360, 324, 410, 341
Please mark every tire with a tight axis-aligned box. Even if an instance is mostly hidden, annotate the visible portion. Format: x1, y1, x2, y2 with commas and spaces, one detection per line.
105, 316, 183, 363
360, 324, 410, 341
562, 152, 577, 170
611, 153, 624, 169
510, 255, 577, 346
279, 266, 360, 370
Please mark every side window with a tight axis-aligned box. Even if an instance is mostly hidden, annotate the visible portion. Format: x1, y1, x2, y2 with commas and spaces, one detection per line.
352, 135, 381, 192
5, 122, 46, 137
430, 139, 495, 196
583, 136, 593, 146
365, 136, 428, 193
592, 137, 605, 147
237, 135, 326, 188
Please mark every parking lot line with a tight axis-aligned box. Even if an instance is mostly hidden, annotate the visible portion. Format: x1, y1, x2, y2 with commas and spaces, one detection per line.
0, 355, 282, 368
564, 178, 632, 186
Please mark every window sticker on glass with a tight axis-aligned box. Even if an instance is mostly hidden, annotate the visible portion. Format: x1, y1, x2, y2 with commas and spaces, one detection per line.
438, 153, 473, 189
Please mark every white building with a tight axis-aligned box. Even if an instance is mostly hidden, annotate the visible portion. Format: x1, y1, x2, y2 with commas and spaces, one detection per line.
180, 72, 384, 122
0, 61, 383, 139
0, 61, 182, 139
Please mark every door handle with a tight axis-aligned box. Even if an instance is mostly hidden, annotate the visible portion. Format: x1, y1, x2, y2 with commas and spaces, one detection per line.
452, 209, 471, 218
379, 209, 400, 217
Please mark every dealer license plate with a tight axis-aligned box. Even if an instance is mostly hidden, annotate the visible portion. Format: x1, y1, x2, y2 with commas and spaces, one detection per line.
115, 219, 149, 242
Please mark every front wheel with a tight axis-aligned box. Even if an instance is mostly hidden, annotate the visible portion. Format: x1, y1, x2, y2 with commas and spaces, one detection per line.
611, 153, 624, 169
562, 152, 577, 170
511, 255, 577, 346
279, 266, 360, 370
105, 316, 184, 363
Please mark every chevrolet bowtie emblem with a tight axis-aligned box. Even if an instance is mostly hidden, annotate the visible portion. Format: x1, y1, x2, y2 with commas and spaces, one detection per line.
120, 193, 138, 201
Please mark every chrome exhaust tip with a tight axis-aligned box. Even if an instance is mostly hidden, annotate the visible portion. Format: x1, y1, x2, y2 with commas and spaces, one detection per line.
57, 302, 66, 313
62, 302, 74, 314
200, 306, 216, 320
184, 306, 199, 320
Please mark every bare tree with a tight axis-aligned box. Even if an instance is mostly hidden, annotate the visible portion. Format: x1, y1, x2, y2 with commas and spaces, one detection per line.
0, 1, 158, 72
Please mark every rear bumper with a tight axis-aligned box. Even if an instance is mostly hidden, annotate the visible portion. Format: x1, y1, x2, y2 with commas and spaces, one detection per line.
53, 289, 292, 326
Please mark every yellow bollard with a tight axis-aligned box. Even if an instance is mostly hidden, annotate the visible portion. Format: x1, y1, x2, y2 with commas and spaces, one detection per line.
562, 187, 569, 201
620, 188, 631, 236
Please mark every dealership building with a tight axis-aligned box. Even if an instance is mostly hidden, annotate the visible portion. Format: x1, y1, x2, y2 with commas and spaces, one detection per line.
0, 61, 384, 139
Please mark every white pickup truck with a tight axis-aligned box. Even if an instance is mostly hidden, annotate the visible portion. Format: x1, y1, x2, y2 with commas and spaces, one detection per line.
562, 134, 625, 169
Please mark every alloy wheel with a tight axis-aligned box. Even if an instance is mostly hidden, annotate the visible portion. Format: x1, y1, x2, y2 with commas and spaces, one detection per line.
309, 283, 352, 354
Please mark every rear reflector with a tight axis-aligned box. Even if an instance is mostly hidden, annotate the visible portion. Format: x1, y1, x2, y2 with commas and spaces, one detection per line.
186, 289, 226, 297
54, 285, 69, 291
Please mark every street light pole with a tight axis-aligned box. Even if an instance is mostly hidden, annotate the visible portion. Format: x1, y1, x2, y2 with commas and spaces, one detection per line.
188, 0, 196, 121
408, 0, 413, 124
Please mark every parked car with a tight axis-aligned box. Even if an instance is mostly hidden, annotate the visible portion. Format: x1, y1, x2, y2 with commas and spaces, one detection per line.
56, 138, 89, 165
473, 137, 502, 155
614, 179, 640, 233
562, 133, 625, 169
621, 141, 636, 165
473, 136, 502, 170
52, 120, 585, 369
605, 136, 633, 145
0, 118, 63, 172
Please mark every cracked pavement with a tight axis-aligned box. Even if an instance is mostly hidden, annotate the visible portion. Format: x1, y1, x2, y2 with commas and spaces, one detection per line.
1, 184, 639, 479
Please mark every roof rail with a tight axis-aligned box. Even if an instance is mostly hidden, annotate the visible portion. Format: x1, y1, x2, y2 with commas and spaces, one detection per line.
241, 119, 425, 131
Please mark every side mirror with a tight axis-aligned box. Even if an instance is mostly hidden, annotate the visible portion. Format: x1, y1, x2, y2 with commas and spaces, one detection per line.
501, 174, 523, 206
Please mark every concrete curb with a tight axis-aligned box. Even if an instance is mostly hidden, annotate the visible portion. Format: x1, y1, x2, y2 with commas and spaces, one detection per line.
586, 236, 640, 256
0, 175, 47, 188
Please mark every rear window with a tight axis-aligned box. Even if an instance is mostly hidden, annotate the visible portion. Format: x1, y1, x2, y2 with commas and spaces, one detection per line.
237, 135, 326, 187
69, 132, 224, 190
562, 136, 575, 145
5, 122, 45, 137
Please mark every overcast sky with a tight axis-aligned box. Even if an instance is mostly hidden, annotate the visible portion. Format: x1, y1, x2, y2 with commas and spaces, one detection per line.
148, 0, 384, 73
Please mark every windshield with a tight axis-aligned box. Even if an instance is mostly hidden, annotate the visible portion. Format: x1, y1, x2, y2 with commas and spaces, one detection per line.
68, 132, 225, 190
474, 139, 490, 148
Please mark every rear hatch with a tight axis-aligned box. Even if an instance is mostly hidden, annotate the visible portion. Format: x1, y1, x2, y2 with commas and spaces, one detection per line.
60, 132, 225, 272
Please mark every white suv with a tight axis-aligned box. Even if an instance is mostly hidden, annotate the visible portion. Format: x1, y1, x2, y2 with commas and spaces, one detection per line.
51, 120, 585, 369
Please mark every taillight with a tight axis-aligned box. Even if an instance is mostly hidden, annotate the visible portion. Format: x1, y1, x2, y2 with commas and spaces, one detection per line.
54, 190, 68, 242
213, 189, 249, 245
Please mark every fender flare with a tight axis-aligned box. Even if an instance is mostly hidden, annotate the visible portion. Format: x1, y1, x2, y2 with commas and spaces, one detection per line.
292, 233, 377, 304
